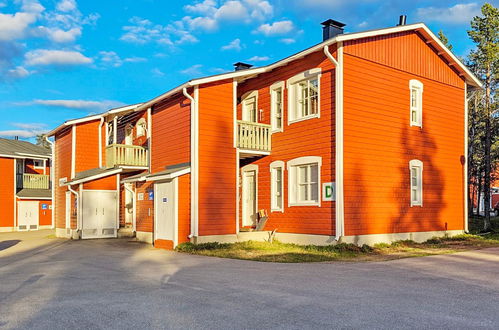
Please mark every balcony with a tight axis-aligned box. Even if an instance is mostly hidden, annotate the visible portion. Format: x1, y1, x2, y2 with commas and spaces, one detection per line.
236, 121, 272, 155
17, 173, 50, 190
106, 144, 148, 168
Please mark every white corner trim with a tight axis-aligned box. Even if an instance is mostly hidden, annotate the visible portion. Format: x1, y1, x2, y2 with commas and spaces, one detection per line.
71, 125, 76, 179
335, 42, 344, 239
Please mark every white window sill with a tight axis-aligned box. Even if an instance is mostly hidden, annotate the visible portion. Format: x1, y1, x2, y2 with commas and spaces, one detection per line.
289, 202, 320, 207
410, 204, 423, 207
410, 122, 422, 128
271, 128, 283, 133
288, 114, 320, 125
271, 208, 284, 213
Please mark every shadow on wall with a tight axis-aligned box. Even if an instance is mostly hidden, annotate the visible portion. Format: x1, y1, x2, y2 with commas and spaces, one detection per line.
347, 164, 365, 246
0, 240, 20, 251
390, 123, 445, 234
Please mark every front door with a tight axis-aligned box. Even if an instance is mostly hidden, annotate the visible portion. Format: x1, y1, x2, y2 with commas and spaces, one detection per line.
242, 170, 257, 227
242, 94, 257, 123
81, 190, 117, 239
18, 201, 39, 231
154, 180, 176, 245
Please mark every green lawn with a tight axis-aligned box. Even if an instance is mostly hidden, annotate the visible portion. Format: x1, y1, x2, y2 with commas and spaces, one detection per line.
176, 232, 499, 263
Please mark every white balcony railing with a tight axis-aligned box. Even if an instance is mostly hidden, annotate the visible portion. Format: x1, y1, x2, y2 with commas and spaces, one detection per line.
106, 144, 148, 168
17, 173, 50, 189
236, 120, 272, 152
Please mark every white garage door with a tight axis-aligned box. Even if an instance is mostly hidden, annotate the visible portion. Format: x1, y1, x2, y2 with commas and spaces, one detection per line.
81, 190, 117, 239
18, 201, 39, 231
154, 180, 177, 245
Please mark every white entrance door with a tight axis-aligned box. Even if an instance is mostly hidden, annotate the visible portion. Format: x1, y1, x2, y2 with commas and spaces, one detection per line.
81, 190, 117, 239
242, 170, 257, 227
154, 180, 177, 245
242, 93, 258, 123
18, 201, 39, 231
124, 183, 133, 225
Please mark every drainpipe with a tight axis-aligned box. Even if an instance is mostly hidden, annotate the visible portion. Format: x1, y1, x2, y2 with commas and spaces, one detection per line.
98, 117, 104, 168
67, 184, 79, 236
183, 87, 197, 239
323, 44, 343, 241
44, 135, 55, 229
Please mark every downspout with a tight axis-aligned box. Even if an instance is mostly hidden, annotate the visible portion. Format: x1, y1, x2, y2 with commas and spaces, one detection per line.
44, 135, 55, 229
67, 184, 79, 236
98, 117, 104, 168
183, 87, 197, 239
324, 44, 343, 241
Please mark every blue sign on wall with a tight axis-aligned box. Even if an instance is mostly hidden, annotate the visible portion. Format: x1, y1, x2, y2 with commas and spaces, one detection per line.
41, 204, 48, 210
148, 191, 154, 200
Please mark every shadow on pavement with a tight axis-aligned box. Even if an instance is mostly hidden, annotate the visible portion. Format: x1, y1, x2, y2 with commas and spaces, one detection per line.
0, 240, 21, 252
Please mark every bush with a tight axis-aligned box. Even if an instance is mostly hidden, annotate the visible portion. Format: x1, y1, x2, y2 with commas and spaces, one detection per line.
425, 237, 443, 244
175, 242, 229, 252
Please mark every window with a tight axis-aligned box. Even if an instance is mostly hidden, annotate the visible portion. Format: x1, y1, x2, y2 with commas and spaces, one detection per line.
33, 159, 44, 169
242, 90, 258, 123
409, 79, 423, 127
136, 118, 147, 137
287, 156, 321, 206
270, 81, 284, 132
287, 68, 321, 124
409, 159, 423, 206
270, 161, 284, 211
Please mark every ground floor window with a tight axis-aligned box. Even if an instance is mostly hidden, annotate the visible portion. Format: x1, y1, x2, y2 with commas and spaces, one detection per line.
287, 156, 321, 206
270, 161, 284, 211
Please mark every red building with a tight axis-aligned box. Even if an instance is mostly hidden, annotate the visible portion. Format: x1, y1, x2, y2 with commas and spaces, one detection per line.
48, 21, 481, 247
0, 138, 52, 232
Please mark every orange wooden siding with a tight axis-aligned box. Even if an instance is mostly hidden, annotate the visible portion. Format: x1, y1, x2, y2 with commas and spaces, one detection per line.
75, 120, 100, 173
82, 175, 117, 190
54, 127, 72, 229
151, 93, 190, 172
0, 157, 15, 228
178, 174, 191, 244
198, 80, 236, 236
237, 50, 336, 235
342, 35, 466, 236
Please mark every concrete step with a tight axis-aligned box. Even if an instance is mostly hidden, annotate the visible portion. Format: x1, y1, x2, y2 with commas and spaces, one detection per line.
117, 228, 136, 238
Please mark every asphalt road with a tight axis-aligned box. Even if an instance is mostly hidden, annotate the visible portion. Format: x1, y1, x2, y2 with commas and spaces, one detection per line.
1, 230, 499, 329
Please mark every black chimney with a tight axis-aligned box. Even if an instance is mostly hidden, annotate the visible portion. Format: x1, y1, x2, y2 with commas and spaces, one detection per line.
321, 19, 345, 41
233, 62, 253, 71
14, 136, 19, 140
397, 15, 407, 26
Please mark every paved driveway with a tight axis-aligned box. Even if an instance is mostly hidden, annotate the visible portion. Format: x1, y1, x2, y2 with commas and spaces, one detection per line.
1, 231, 499, 329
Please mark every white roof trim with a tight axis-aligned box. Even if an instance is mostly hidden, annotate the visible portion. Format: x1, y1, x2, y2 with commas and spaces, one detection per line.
146, 167, 191, 182
65, 168, 123, 186
0, 153, 49, 160
16, 196, 52, 200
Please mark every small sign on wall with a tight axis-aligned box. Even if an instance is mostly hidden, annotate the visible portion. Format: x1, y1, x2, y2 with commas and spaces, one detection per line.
148, 191, 154, 200
41, 204, 48, 210
323, 182, 335, 201
137, 193, 144, 201
162, 197, 168, 203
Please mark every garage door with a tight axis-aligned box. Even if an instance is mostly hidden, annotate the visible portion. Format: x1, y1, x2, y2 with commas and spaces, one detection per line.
81, 190, 117, 239
18, 201, 39, 231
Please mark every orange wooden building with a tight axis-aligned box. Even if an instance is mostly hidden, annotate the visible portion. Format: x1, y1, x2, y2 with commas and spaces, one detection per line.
0, 138, 52, 232
48, 21, 481, 247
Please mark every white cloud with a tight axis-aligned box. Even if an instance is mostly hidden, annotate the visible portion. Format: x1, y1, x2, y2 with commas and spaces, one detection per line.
0, 129, 42, 138
7, 66, 32, 78
0, 10, 41, 41
36, 26, 81, 42
256, 20, 294, 36
247, 55, 269, 61
279, 38, 295, 44
56, 0, 76, 12
98, 51, 147, 67
416, 3, 481, 24
25, 49, 92, 66
357, 21, 368, 28
221, 38, 242, 51
180, 64, 203, 76
27, 99, 125, 111
121, 16, 197, 46
151, 68, 165, 77
184, 0, 217, 15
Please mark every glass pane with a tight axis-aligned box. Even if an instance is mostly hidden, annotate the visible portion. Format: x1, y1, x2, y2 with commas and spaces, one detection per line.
299, 166, 308, 184
310, 164, 318, 183
311, 182, 318, 201
411, 89, 417, 108
299, 184, 308, 201
411, 110, 417, 122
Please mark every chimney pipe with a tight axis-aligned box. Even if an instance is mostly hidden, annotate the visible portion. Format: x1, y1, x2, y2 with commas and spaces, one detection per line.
233, 62, 253, 71
321, 19, 346, 41
397, 15, 407, 26
14, 136, 19, 140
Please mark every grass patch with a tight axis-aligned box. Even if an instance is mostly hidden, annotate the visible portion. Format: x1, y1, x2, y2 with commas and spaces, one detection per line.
175, 234, 499, 263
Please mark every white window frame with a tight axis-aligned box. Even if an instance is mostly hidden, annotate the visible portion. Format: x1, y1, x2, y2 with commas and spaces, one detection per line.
270, 81, 284, 132
241, 90, 259, 123
136, 118, 147, 137
409, 159, 423, 207
270, 160, 284, 212
286, 68, 321, 125
287, 156, 322, 207
33, 159, 44, 169
409, 79, 423, 127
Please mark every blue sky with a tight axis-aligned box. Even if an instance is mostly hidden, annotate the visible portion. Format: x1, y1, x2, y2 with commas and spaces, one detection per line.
0, 0, 496, 140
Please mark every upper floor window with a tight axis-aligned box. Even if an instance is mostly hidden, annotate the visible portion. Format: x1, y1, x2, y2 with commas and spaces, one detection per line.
287, 156, 321, 206
409, 79, 423, 127
136, 118, 147, 137
287, 68, 321, 124
270, 81, 284, 132
33, 159, 44, 169
242, 90, 258, 123
270, 161, 284, 212
409, 159, 423, 206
